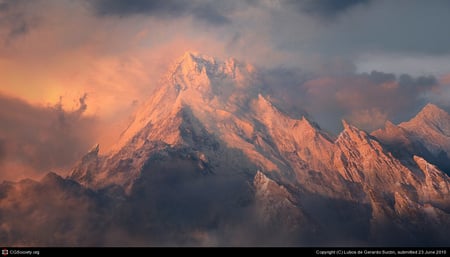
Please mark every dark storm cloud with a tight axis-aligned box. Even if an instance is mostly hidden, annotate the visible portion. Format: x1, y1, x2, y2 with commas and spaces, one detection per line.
398, 74, 437, 93
310, 0, 450, 56
0, 0, 38, 43
89, 0, 232, 25
365, 70, 395, 84
0, 94, 98, 181
7, 18, 29, 38
263, 69, 439, 133
286, 0, 371, 19
262, 0, 450, 62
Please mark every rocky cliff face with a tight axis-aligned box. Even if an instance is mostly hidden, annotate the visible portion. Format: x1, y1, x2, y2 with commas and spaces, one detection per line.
1, 52, 449, 246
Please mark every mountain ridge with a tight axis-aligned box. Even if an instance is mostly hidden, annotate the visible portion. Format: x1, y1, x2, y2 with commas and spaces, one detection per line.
67, 53, 450, 246
373, 103, 450, 175
1, 52, 450, 246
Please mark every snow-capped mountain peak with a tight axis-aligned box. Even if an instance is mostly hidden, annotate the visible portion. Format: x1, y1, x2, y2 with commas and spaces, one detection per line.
418, 103, 448, 118
401, 103, 450, 136
168, 51, 255, 89
338, 119, 372, 144
63, 53, 450, 246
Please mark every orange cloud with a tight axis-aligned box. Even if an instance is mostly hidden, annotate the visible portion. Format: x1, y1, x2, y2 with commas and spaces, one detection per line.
0, 93, 99, 181
440, 73, 450, 85
0, 1, 234, 120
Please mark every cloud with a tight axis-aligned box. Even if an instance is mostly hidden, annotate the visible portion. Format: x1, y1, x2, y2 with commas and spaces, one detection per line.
0, 0, 238, 117
256, 0, 450, 72
0, 94, 99, 181
331, 72, 438, 130
0, 0, 449, 246
0, 138, 5, 164
285, 0, 371, 20
263, 69, 439, 133
346, 108, 388, 132
0, 0, 39, 44
425, 73, 450, 114
89, 0, 233, 25
0, 172, 115, 246
308, 1, 450, 56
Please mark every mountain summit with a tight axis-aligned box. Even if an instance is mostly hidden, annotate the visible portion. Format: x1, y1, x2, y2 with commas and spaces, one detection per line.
373, 103, 450, 174
108, 52, 258, 152
2, 53, 450, 246
67, 53, 450, 245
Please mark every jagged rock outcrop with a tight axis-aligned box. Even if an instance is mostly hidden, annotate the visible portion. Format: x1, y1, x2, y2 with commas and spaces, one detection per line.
1, 52, 449, 246
67, 52, 450, 246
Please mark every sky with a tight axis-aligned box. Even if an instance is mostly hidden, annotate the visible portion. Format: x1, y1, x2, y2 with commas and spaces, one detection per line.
1, 0, 450, 180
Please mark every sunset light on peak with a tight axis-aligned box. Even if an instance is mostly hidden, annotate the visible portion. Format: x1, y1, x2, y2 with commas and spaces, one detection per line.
1, 0, 450, 250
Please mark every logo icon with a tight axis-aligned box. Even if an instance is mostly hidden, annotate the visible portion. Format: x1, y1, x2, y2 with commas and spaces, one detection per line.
1, 249, 7, 256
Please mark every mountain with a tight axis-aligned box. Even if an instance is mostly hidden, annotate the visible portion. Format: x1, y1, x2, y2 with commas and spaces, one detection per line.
373, 103, 450, 174
1, 52, 450, 246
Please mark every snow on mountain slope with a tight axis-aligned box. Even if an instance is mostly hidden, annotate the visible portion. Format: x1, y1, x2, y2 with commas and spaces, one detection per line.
414, 156, 450, 207
19, 51, 450, 246
113, 51, 258, 151
253, 171, 308, 230
335, 120, 417, 187
70, 52, 300, 191
72, 52, 450, 205
400, 104, 450, 165
403, 104, 450, 138
373, 103, 450, 174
